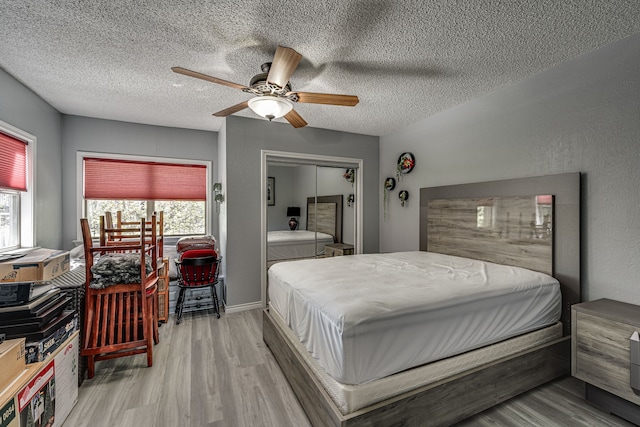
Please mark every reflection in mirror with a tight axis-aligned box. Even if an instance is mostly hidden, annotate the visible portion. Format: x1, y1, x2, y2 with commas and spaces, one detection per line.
266, 162, 357, 269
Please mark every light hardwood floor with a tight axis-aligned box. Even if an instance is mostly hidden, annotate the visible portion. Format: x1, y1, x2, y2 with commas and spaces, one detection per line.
64, 309, 634, 427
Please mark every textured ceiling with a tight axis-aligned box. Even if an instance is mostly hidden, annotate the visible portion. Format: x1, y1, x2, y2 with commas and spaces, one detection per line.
1, 1, 640, 137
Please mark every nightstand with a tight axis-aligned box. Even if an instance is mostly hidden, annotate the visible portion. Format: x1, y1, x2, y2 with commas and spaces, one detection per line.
325, 243, 354, 257
572, 298, 640, 424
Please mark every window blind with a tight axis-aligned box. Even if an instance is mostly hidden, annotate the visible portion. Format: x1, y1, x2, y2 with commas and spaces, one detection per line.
0, 131, 28, 192
83, 157, 207, 200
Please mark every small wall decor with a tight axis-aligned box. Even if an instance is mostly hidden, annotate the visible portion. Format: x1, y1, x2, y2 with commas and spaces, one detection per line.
396, 152, 415, 181
347, 194, 355, 207
267, 177, 275, 206
399, 190, 409, 207
343, 168, 355, 184
213, 182, 224, 213
383, 177, 396, 220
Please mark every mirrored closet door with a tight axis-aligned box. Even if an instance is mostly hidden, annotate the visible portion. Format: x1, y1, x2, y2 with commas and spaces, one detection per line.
265, 163, 357, 267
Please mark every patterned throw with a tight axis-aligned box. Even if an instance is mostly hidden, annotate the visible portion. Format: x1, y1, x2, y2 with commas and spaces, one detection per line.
90, 253, 152, 289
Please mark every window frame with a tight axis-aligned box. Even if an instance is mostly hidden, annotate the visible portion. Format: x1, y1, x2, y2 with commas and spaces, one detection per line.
0, 120, 35, 251
76, 151, 211, 241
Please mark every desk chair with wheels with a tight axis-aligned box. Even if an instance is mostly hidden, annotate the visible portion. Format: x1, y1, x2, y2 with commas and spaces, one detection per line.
174, 249, 222, 325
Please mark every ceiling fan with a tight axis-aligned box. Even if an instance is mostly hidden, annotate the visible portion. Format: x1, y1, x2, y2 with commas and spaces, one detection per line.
172, 46, 359, 128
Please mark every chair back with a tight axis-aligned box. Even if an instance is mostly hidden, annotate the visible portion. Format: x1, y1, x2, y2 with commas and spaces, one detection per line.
177, 256, 221, 288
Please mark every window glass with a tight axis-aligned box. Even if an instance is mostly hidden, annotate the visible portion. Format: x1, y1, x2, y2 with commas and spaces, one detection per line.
85, 199, 206, 237
0, 191, 20, 250
156, 200, 205, 235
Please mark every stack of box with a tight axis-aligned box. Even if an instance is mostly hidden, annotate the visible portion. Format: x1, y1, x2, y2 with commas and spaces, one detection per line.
0, 249, 77, 365
0, 333, 79, 427
0, 249, 79, 426
0, 283, 77, 364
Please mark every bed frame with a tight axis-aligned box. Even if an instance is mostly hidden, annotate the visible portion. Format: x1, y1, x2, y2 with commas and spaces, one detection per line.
264, 173, 581, 426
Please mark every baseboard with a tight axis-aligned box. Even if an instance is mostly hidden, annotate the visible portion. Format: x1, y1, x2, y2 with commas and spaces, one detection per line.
224, 301, 264, 314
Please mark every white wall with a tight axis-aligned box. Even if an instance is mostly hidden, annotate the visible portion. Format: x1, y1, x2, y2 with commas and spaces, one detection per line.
0, 69, 63, 249
380, 32, 640, 303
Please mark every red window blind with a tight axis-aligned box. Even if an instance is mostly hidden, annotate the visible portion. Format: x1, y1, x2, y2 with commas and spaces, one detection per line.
83, 158, 207, 200
0, 131, 27, 192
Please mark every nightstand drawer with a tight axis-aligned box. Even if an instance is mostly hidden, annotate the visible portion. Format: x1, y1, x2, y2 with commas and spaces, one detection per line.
572, 299, 640, 407
325, 243, 354, 257
574, 311, 640, 404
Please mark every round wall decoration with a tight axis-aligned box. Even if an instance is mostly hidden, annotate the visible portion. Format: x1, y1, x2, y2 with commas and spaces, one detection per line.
396, 152, 415, 180
399, 190, 409, 207
398, 152, 415, 173
384, 177, 396, 190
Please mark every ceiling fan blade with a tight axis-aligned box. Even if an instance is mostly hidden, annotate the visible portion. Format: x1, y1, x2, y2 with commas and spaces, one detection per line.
172, 67, 248, 91
293, 92, 359, 107
284, 109, 308, 128
213, 101, 249, 117
267, 46, 302, 88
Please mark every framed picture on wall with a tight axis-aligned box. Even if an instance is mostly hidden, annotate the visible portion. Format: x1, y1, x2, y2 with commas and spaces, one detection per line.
267, 177, 275, 206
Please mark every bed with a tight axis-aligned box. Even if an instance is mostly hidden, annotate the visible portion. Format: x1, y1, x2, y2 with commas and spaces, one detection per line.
267, 195, 343, 262
263, 173, 581, 426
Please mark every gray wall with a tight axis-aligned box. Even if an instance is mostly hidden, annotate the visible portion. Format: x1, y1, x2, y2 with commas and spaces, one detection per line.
224, 116, 379, 306
380, 32, 640, 304
0, 68, 63, 249
61, 115, 218, 248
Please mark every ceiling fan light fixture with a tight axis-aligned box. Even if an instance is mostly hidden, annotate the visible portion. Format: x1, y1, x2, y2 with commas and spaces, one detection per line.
248, 96, 293, 121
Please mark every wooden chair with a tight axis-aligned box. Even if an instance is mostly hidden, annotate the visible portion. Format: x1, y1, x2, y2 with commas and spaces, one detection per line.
174, 250, 222, 325
113, 210, 164, 258
102, 212, 167, 327
80, 217, 159, 379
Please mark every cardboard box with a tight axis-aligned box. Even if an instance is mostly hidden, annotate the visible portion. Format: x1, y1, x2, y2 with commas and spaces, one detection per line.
0, 249, 70, 283
0, 365, 40, 427
1, 333, 78, 427
0, 339, 25, 391
25, 312, 77, 364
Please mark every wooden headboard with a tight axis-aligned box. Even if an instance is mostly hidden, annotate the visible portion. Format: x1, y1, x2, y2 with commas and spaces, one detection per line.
420, 173, 581, 336
306, 195, 343, 243
427, 195, 553, 275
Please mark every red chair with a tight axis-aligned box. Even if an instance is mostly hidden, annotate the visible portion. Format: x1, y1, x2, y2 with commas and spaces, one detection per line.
174, 249, 222, 325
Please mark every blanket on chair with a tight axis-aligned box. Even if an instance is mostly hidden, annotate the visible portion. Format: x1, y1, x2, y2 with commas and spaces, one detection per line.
90, 253, 153, 289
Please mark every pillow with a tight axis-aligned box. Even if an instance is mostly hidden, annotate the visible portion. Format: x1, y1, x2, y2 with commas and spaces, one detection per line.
69, 244, 85, 259
178, 248, 217, 261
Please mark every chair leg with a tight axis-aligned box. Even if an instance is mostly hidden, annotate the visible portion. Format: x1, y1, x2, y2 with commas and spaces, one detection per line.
86, 355, 95, 379
150, 294, 159, 344
176, 288, 185, 325
146, 317, 154, 368
211, 284, 221, 319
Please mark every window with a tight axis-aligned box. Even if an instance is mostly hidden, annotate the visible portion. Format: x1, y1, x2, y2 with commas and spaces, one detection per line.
81, 155, 209, 238
0, 123, 34, 251
0, 191, 20, 249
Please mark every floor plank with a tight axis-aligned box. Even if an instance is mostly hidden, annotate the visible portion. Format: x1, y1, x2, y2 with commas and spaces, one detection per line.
64, 309, 634, 427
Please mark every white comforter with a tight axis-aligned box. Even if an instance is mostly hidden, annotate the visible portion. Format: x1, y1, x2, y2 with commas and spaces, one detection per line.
268, 251, 561, 384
